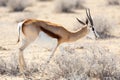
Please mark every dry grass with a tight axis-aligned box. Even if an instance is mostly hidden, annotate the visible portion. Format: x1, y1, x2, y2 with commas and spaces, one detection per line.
54, 0, 85, 13
0, 42, 120, 80
46, 43, 120, 80
0, 52, 39, 76
75, 0, 85, 9
7, 0, 32, 11
93, 15, 115, 39
0, 0, 8, 6
38, 0, 53, 1
0, 53, 19, 76
107, 0, 120, 5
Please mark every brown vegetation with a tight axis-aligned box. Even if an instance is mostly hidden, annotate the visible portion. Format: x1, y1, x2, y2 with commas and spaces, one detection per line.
7, 0, 32, 11
93, 15, 115, 39
0, 0, 8, 6
107, 0, 120, 5
54, 0, 85, 13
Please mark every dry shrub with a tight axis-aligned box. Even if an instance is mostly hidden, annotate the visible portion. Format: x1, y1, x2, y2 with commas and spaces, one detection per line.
0, 42, 120, 80
0, 46, 8, 50
93, 15, 115, 39
107, 0, 120, 5
54, 0, 85, 13
75, 0, 85, 9
0, 52, 39, 76
0, 53, 19, 75
0, 0, 8, 6
46, 43, 120, 80
38, 0, 53, 1
7, 0, 32, 11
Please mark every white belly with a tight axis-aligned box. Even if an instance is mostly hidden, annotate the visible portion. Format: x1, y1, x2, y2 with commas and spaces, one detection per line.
36, 31, 57, 51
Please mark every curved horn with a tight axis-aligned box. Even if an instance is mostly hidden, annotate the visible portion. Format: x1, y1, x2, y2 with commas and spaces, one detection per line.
76, 18, 85, 25
86, 8, 93, 26
86, 9, 99, 38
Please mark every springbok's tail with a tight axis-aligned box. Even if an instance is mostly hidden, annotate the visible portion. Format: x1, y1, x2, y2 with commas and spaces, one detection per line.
16, 21, 24, 44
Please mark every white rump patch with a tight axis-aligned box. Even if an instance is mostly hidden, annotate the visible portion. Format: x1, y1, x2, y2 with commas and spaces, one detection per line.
17, 21, 25, 31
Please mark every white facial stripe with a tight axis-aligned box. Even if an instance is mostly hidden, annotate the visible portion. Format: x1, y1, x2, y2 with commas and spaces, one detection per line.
86, 28, 96, 39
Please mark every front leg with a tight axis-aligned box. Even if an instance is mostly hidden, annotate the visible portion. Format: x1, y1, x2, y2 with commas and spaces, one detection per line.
41, 42, 59, 77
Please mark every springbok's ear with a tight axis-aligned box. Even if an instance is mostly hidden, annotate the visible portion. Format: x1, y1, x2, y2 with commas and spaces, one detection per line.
76, 18, 85, 25
86, 18, 88, 25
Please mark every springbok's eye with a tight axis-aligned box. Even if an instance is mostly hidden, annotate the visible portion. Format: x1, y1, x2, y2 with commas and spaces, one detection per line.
92, 27, 94, 31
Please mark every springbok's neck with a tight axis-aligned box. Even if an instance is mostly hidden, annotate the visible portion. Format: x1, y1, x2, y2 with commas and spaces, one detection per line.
69, 26, 88, 42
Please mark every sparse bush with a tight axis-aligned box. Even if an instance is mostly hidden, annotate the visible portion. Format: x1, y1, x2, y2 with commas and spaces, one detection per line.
0, 43, 120, 79
0, 54, 19, 75
54, 0, 85, 13
0, 52, 39, 76
7, 0, 32, 11
0, 0, 8, 6
93, 15, 114, 39
38, 0, 53, 1
75, 0, 85, 9
46, 43, 120, 80
107, 0, 120, 5
0, 46, 8, 50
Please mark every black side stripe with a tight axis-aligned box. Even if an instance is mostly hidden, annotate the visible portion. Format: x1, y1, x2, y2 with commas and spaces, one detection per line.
41, 27, 60, 39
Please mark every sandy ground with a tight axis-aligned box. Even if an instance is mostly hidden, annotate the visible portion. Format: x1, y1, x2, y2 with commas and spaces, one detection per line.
0, 0, 120, 80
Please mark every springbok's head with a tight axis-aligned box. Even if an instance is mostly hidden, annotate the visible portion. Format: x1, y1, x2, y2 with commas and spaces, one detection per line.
76, 8, 99, 39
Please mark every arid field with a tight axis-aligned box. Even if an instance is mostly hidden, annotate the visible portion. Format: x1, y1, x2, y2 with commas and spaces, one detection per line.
0, 0, 120, 80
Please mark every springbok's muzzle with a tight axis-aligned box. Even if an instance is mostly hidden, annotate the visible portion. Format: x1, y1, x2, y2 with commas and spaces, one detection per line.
92, 28, 99, 39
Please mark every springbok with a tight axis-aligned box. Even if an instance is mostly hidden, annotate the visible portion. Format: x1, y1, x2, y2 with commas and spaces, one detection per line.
17, 9, 99, 79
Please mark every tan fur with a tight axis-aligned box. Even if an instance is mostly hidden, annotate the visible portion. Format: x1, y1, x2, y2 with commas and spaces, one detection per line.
21, 19, 88, 43
18, 19, 90, 78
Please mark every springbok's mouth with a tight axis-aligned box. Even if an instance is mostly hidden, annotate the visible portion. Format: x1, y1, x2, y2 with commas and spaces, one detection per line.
94, 31, 99, 40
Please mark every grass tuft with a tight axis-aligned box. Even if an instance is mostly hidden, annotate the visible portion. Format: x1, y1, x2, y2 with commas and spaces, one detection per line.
54, 0, 85, 13
7, 0, 32, 12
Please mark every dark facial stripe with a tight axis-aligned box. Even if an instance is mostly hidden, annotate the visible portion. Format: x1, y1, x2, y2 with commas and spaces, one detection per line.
92, 27, 98, 38
92, 27, 94, 31
41, 27, 60, 39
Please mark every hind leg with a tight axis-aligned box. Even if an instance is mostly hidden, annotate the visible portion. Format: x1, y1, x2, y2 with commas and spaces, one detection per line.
19, 26, 40, 75
18, 39, 31, 78
18, 38, 37, 80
